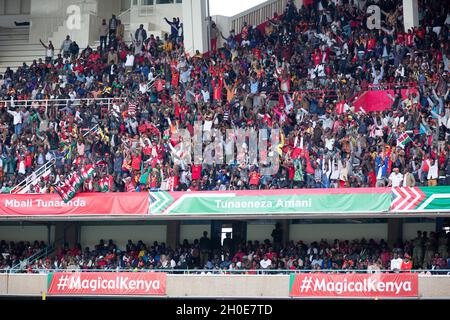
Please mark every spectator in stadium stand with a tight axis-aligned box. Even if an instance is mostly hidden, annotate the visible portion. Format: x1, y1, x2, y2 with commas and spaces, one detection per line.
0, 0, 449, 197
2, 229, 449, 273
208, 19, 220, 52
412, 231, 424, 268
108, 14, 118, 48
59, 35, 72, 59
99, 19, 108, 51
116, 20, 124, 43
388, 166, 403, 187
199, 231, 211, 267
222, 233, 234, 256
401, 253, 413, 271
271, 222, 283, 250
164, 17, 180, 41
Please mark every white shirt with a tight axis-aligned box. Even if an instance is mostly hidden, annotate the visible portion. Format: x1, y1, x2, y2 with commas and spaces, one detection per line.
389, 172, 403, 187
427, 160, 438, 179
390, 257, 403, 270
7, 109, 22, 125
201, 89, 210, 102
125, 54, 134, 67
260, 258, 271, 269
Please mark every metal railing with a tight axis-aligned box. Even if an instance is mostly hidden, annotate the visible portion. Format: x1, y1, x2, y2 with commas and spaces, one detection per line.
118, 7, 131, 25
230, 0, 288, 34
9, 122, 100, 194
8, 246, 54, 273
135, 0, 156, 17
4, 268, 450, 275
0, 97, 126, 111
10, 158, 56, 194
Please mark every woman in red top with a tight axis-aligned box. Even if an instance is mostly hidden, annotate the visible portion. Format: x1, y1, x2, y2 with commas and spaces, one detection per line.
401, 254, 413, 271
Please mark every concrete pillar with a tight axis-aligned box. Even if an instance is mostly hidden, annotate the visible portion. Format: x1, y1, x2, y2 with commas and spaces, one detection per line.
281, 220, 290, 246
211, 220, 223, 252
54, 222, 79, 248
166, 221, 180, 249
388, 218, 403, 247
182, 0, 208, 54
403, 0, 419, 32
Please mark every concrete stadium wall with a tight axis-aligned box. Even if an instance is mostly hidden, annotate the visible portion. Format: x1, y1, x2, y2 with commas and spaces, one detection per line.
3, 274, 47, 296
0, 274, 7, 295
403, 222, 436, 241
418, 276, 450, 298
166, 275, 288, 297
180, 224, 210, 243
247, 223, 276, 242
289, 223, 389, 243
80, 225, 167, 249
1, 274, 450, 298
0, 225, 53, 243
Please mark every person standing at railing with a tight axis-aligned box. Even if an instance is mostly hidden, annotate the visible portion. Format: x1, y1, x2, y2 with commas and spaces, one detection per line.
7, 100, 23, 136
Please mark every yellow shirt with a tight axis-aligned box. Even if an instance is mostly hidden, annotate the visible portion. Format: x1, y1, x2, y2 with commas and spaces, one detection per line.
163, 41, 173, 52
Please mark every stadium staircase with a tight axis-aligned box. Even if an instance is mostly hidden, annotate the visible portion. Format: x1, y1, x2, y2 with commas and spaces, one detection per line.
9, 244, 55, 273
10, 123, 99, 194
0, 26, 44, 74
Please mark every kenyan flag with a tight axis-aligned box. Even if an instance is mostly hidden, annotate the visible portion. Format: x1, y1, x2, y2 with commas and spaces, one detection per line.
80, 164, 95, 180
397, 132, 412, 149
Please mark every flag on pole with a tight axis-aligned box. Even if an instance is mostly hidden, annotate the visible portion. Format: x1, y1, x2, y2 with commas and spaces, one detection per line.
397, 132, 412, 149
419, 123, 428, 135
336, 101, 345, 114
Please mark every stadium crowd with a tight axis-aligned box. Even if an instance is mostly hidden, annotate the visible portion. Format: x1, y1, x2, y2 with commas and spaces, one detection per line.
0, 0, 449, 195
0, 229, 449, 273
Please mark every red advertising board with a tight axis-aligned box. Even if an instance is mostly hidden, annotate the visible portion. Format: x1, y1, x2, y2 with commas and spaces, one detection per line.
290, 273, 418, 298
47, 272, 166, 295
0, 193, 148, 216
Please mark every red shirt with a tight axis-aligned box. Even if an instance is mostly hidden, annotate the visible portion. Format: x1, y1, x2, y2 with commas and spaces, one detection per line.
131, 154, 142, 171
249, 172, 260, 185
172, 71, 180, 88
192, 164, 202, 180
405, 34, 414, 46
401, 260, 412, 271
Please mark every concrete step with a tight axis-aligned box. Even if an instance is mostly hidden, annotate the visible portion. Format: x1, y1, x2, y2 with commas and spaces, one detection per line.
0, 56, 39, 63
0, 39, 29, 46
0, 44, 44, 51
0, 51, 43, 58
0, 34, 29, 40
0, 28, 29, 35
0, 61, 33, 68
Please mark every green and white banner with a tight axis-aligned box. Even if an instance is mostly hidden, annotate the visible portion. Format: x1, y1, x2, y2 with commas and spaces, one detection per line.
149, 189, 391, 215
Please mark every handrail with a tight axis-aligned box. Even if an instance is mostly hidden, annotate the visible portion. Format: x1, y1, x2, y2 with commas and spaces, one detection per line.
10, 123, 100, 194
8, 245, 53, 273
118, 7, 131, 25
4, 268, 450, 274
230, 0, 288, 35
10, 158, 56, 194
0, 97, 127, 106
